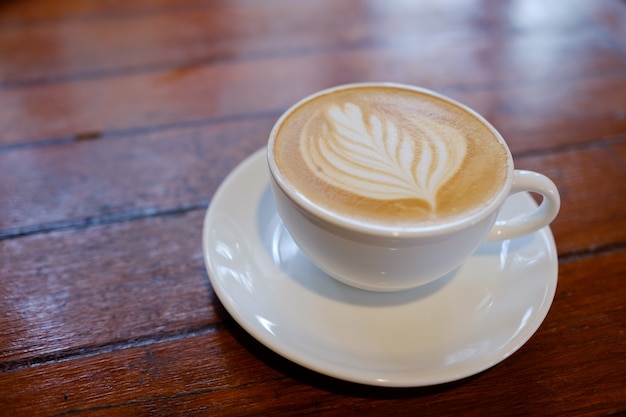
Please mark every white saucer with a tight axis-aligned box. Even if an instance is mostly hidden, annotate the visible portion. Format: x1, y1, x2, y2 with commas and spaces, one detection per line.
202, 148, 558, 387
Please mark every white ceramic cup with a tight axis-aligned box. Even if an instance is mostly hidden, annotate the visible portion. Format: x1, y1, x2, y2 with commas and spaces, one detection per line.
267, 83, 560, 292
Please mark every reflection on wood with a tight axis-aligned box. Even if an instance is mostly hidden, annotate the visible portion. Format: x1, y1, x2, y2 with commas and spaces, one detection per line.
0, 0, 625, 415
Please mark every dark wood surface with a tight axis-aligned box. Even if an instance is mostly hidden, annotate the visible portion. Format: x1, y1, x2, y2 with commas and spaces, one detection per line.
1, 0, 625, 415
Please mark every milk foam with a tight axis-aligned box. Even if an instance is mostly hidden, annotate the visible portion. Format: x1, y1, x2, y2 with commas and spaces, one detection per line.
300, 102, 467, 211
272, 85, 509, 227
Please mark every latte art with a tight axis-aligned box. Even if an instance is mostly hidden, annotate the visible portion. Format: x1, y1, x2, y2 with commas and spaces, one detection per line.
271, 85, 510, 228
300, 102, 467, 211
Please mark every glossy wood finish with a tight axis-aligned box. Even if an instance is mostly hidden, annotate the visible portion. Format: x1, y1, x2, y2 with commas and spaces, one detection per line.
1, 1, 625, 415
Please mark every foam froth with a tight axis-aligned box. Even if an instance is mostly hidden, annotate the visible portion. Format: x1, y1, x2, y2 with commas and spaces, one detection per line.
272, 85, 509, 228
301, 102, 467, 211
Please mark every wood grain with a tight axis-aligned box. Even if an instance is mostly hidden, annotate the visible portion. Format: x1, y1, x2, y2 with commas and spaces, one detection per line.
0, 0, 620, 87
1, 120, 624, 257
0, 0, 625, 416
515, 138, 626, 255
1, 250, 624, 416
0, 210, 214, 362
0, 116, 273, 233
1, 1, 625, 146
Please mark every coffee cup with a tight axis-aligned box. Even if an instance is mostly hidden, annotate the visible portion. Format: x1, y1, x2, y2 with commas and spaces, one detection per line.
267, 82, 560, 292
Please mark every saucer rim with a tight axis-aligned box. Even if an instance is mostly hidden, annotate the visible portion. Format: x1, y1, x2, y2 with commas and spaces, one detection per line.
202, 147, 558, 387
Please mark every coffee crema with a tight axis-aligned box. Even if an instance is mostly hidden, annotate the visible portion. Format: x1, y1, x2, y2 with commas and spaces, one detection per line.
271, 85, 510, 228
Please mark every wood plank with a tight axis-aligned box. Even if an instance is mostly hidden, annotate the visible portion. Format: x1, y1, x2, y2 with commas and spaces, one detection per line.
2, 0, 353, 85
1, 137, 624, 362
2, 126, 624, 255
0, 209, 214, 362
1, 249, 624, 416
612, 138, 626, 161
456, 74, 626, 155
4, 0, 614, 31
589, 0, 626, 51
1, 49, 624, 150
0, 2, 624, 147
0, 1, 624, 416
0, 0, 602, 30
0, 0, 621, 87
0, 116, 273, 232
0, 0, 237, 26
515, 139, 626, 255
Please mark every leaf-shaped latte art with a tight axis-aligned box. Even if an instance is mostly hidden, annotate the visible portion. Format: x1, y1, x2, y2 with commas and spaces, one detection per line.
300, 102, 467, 211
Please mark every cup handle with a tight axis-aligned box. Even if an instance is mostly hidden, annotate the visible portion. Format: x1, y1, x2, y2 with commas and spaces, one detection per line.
486, 170, 560, 241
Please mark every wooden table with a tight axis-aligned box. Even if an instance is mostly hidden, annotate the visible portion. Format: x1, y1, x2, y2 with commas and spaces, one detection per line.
1, 1, 625, 415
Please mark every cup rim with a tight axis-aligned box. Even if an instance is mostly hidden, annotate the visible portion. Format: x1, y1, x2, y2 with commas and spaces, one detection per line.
267, 82, 514, 239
